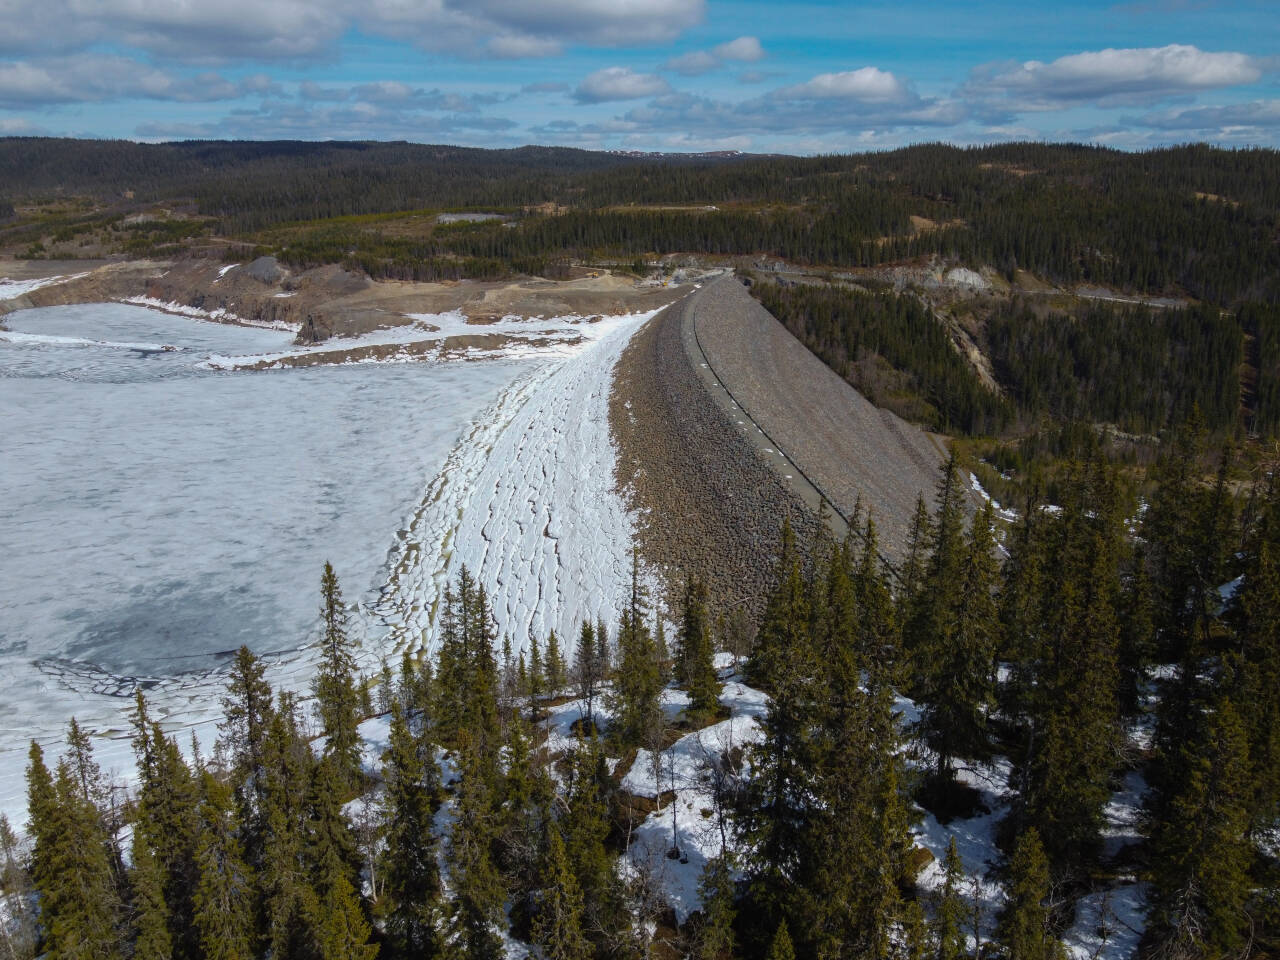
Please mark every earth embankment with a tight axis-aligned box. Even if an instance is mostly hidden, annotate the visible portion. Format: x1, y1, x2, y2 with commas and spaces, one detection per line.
611, 275, 948, 618
691, 275, 948, 561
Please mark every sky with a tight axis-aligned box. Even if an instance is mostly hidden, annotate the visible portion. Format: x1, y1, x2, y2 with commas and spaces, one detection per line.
0, 0, 1277, 153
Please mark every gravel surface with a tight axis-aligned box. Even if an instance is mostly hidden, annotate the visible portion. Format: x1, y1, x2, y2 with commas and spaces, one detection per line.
610, 285, 820, 622
611, 275, 951, 620
692, 276, 947, 561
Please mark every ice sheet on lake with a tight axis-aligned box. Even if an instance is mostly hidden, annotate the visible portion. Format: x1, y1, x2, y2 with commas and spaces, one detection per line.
0, 299, 662, 829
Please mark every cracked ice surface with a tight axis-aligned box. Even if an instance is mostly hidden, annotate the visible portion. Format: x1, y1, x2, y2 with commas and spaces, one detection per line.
0, 300, 659, 826
371, 307, 664, 657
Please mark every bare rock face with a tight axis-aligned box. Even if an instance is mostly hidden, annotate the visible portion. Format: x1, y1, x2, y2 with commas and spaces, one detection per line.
245, 256, 287, 285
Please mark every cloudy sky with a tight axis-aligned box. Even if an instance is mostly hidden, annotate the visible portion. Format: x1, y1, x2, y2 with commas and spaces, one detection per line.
0, 0, 1276, 151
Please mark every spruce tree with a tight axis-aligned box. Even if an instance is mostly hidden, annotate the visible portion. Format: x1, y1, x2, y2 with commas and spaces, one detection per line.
314, 562, 363, 795
608, 597, 663, 749
766, 920, 796, 960
259, 699, 320, 960
304, 755, 361, 895
309, 855, 378, 960
218, 646, 274, 876
906, 454, 967, 699
128, 694, 201, 960
192, 773, 255, 960
563, 737, 624, 947
1146, 695, 1254, 958
545, 630, 566, 695
695, 855, 737, 960
995, 829, 1062, 960
528, 633, 544, 708
919, 502, 998, 785
129, 830, 173, 960
934, 837, 969, 960
532, 831, 591, 960
738, 521, 816, 935
446, 738, 506, 959
380, 702, 443, 958
573, 620, 602, 732
26, 744, 122, 960
1233, 537, 1280, 834
678, 576, 721, 722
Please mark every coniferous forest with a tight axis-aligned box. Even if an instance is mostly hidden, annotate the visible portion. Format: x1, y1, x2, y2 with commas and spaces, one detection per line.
6, 444, 1278, 960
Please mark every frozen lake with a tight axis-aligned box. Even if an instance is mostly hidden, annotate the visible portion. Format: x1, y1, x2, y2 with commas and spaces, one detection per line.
0, 296, 656, 823
0, 304, 525, 804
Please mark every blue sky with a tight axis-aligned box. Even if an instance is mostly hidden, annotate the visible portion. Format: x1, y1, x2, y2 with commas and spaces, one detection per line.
0, 0, 1276, 152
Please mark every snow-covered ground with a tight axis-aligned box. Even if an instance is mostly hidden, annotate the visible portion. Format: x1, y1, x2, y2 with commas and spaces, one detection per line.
0, 299, 659, 827
369, 307, 663, 657
0, 272, 90, 301
202, 309, 626, 369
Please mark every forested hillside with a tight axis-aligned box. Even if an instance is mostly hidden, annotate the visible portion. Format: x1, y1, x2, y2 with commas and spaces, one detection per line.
3, 138, 1278, 450
6, 449, 1277, 959
3, 139, 1278, 304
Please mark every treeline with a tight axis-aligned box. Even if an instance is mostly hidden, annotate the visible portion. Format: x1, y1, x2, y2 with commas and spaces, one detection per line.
748, 277, 1275, 439
3, 139, 1278, 305
985, 298, 1248, 435
749, 278, 1009, 434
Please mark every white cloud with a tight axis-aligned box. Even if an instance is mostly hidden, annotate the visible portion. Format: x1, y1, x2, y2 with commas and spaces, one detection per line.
662, 35, 765, 75
574, 67, 671, 103
663, 50, 720, 76
713, 36, 764, 62
0, 56, 259, 107
965, 44, 1266, 109
779, 66, 911, 102
1129, 98, 1280, 132
0, 0, 705, 63
136, 98, 519, 142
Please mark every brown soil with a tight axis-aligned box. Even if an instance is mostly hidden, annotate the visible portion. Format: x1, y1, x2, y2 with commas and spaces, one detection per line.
0, 258, 687, 344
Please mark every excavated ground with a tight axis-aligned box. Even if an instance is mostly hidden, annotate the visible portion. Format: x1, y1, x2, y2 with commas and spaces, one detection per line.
0, 258, 687, 340
611, 275, 949, 620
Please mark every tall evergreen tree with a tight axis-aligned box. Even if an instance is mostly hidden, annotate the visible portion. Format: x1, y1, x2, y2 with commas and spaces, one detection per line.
531, 831, 591, 960
677, 575, 721, 722
128, 693, 202, 960
259, 697, 320, 960
573, 620, 602, 732
933, 837, 969, 960
26, 743, 122, 960
766, 921, 796, 960
918, 502, 998, 785
314, 562, 363, 795
545, 630, 566, 695
218, 646, 274, 876
445, 733, 506, 960
380, 702, 443, 958
995, 829, 1062, 960
1146, 695, 1254, 958
192, 773, 255, 960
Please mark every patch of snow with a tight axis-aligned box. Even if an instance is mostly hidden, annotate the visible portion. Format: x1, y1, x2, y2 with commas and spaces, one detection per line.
0, 330, 180, 352
1064, 883, 1148, 960
368, 308, 666, 657
969, 472, 1019, 523
0, 272, 89, 300
213, 263, 239, 282
945, 267, 989, 291
120, 295, 300, 332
